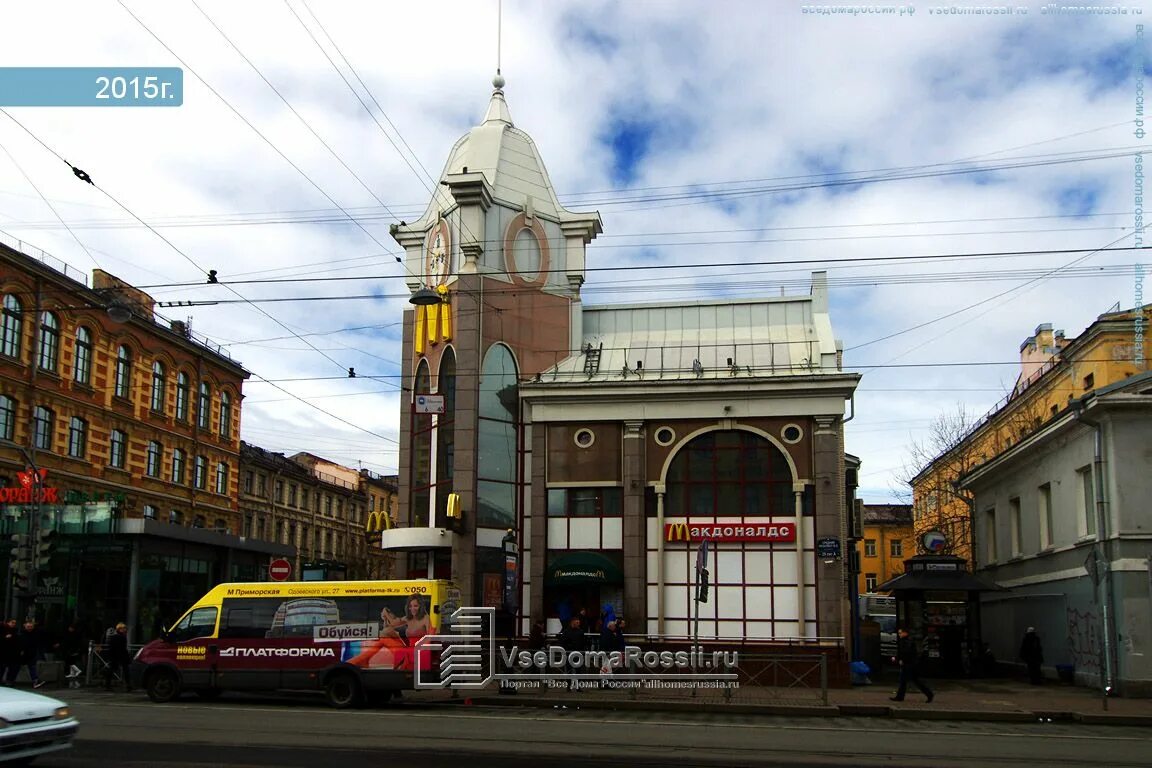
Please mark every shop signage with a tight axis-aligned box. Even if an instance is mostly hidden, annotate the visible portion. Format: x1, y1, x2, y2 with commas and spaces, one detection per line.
0, 469, 126, 506
0, 469, 57, 503
36, 575, 65, 599
920, 530, 947, 553
817, 537, 841, 559
664, 521, 796, 543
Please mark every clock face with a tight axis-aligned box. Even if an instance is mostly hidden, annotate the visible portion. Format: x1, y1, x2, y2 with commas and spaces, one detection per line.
425, 223, 449, 285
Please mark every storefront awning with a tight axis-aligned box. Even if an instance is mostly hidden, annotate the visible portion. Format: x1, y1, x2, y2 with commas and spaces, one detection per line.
546, 552, 623, 584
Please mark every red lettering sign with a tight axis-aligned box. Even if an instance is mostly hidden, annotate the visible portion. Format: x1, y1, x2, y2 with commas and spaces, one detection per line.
663, 521, 796, 543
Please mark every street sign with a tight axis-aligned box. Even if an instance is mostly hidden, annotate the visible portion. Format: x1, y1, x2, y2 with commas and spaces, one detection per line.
695, 539, 709, 573
413, 395, 446, 414
816, 537, 841, 560
268, 558, 292, 581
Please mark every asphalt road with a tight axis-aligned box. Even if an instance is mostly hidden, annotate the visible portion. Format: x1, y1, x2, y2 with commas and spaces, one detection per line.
29, 690, 1152, 768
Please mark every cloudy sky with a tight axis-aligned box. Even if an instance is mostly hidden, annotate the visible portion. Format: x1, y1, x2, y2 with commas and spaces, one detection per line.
0, 1, 1146, 500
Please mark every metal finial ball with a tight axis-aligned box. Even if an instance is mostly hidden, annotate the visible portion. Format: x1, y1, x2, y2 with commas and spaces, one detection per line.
493, 73, 506, 89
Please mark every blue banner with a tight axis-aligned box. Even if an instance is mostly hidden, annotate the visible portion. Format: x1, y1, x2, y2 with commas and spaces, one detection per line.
0, 68, 183, 106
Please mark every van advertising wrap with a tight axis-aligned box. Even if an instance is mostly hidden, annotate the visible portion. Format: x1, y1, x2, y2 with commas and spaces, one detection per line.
209, 591, 437, 671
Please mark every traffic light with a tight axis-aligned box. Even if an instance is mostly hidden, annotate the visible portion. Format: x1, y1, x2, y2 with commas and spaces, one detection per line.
33, 529, 56, 568
696, 567, 710, 604
10, 533, 30, 563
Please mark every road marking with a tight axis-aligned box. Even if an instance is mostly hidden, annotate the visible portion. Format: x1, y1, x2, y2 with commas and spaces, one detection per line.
82, 701, 1152, 742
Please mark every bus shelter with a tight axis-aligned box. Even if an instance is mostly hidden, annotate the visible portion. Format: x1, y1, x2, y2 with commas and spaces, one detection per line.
877, 554, 1002, 678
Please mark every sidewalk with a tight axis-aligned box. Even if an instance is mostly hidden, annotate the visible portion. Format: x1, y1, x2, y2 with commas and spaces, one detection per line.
416, 674, 1152, 726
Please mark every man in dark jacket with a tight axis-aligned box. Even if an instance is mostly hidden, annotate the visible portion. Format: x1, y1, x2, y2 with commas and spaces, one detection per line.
0, 619, 20, 685
1019, 627, 1044, 685
15, 619, 45, 688
104, 622, 132, 692
890, 628, 934, 703
557, 617, 585, 691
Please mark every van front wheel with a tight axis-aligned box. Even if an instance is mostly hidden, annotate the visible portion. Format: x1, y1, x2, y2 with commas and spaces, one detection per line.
144, 668, 181, 703
324, 672, 362, 709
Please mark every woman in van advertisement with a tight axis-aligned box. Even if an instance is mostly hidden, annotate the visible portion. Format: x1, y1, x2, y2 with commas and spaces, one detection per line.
344, 593, 432, 671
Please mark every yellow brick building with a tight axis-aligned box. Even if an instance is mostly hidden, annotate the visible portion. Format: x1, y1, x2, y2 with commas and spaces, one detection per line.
912, 304, 1151, 564
856, 504, 914, 593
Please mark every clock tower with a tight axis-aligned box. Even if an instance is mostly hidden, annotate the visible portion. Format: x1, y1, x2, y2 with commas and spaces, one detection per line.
390, 75, 602, 615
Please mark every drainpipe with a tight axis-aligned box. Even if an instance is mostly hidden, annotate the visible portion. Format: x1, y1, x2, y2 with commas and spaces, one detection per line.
1072, 400, 1116, 698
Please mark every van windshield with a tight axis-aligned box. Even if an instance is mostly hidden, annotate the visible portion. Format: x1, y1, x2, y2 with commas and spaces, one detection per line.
168, 606, 218, 642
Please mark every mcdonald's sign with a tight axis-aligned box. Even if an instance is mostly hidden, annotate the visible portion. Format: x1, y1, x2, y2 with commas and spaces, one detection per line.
664, 520, 796, 543
413, 286, 452, 355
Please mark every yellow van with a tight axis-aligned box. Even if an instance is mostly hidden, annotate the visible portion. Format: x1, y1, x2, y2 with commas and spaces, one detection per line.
130, 579, 460, 708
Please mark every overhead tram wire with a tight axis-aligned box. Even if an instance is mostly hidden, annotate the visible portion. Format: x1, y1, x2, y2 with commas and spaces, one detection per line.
114, 0, 396, 258
297, 0, 440, 193
1, 105, 403, 441
190, 0, 409, 238
286, 0, 495, 278
0, 140, 102, 270
0, 111, 358, 370
554, 120, 1136, 201
127, 243, 1151, 292
848, 228, 1141, 359
247, 372, 398, 444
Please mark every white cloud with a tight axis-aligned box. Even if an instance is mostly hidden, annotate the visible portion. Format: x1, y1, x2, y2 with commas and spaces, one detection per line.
0, 2, 1144, 494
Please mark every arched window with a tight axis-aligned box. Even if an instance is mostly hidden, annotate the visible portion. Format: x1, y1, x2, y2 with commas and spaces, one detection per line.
194, 455, 208, 489
410, 359, 432, 526
114, 345, 132, 399
664, 430, 795, 518
150, 361, 166, 413
218, 391, 232, 439
0, 395, 15, 441
477, 344, 518, 528
1, 295, 23, 359
215, 461, 229, 494
197, 381, 211, 431
37, 311, 59, 372
175, 372, 189, 421
32, 406, 53, 450
73, 327, 92, 385
67, 416, 87, 458
433, 349, 457, 525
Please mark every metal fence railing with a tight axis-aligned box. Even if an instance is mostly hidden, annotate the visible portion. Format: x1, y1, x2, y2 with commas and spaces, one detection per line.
83, 640, 145, 688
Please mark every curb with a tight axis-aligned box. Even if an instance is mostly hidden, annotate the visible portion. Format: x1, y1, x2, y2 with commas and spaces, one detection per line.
453, 694, 1152, 725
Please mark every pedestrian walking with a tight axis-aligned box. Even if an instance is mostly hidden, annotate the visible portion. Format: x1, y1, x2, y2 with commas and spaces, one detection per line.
890, 627, 934, 703
56, 623, 86, 688
103, 622, 132, 692
0, 619, 19, 685
14, 619, 46, 688
1019, 627, 1044, 685
557, 617, 586, 691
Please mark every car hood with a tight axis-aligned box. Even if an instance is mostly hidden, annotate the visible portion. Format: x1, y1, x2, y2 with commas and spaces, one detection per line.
0, 687, 69, 719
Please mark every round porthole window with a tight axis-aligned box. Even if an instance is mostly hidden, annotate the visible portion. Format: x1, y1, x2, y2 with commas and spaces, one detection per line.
782, 424, 803, 444
654, 427, 676, 446
573, 428, 595, 448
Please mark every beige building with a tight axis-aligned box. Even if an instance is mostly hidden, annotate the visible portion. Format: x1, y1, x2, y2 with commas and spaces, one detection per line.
238, 443, 396, 581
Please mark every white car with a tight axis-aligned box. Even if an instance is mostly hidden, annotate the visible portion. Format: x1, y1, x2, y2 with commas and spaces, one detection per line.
0, 687, 79, 764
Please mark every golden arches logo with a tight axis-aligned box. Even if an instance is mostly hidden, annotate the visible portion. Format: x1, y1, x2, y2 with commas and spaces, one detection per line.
665, 522, 692, 542
413, 286, 452, 355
